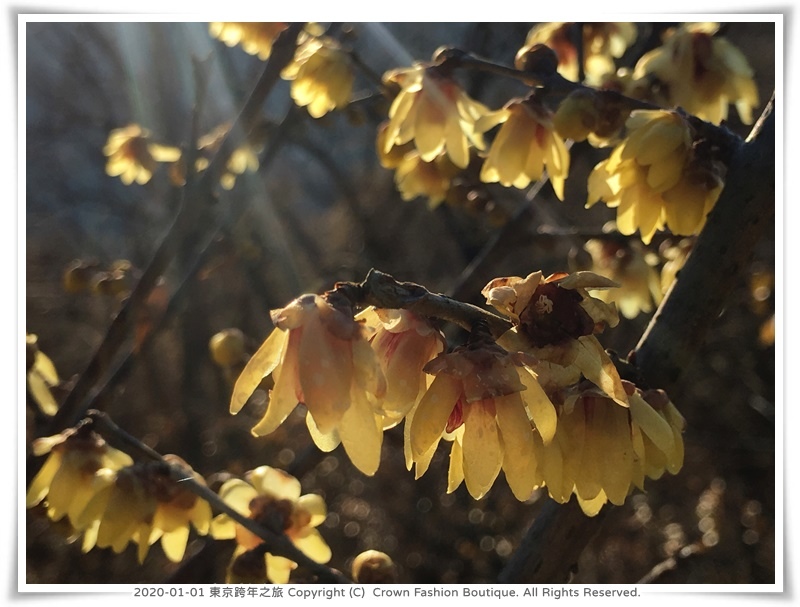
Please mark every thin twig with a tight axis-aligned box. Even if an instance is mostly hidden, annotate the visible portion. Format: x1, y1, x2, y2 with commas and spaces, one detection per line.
87, 410, 351, 584
637, 542, 706, 584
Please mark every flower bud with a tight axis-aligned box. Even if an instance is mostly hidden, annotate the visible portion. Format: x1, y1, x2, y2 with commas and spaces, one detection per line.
515, 43, 559, 75
209, 328, 246, 368
351, 550, 396, 583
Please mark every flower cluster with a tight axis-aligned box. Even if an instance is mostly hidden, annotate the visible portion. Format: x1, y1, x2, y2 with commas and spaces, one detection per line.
231, 269, 684, 517
209, 22, 288, 60
27, 427, 211, 562
26, 334, 60, 416
210, 466, 330, 584
516, 22, 637, 85
633, 22, 759, 125
586, 109, 726, 244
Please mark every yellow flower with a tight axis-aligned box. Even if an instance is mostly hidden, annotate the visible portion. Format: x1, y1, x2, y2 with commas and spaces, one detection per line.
230, 294, 386, 475
26, 426, 133, 528
194, 122, 262, 190
210, 466, 330, 584
209, 22, 288, 60
409, 340, 557, 501
517, 22, 637, 85
103, 124, 181, 185
26, 334, 60, 416
282, 37, 354, 118
482, 270, 627, 404
586, 110, 725, 244
382, 62, 490, 169
476, 96, 570, 200
76, 456, 212, 563
580, 239, 663, 319
394, 151, 460, 208
541, 381, 685, 516
634, 22, 759, 124
357, 307, 445, 426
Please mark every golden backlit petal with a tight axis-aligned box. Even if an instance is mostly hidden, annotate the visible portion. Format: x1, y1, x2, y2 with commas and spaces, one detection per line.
338, 387, 383, 476
414, 97, 447, 162
410, 374, 461, 457
82, 519, 100, 553
474, 108, 510, 134
556, 271, 620, 290
575, 411, 603, 501
577, 490, 607, 516
265, 553, 296, 584
148, 143, 182, 162
46, 459, 85, 520
293, 528, 332, 563
628, 392, 675, 455
444, 114, 469, 169
251, 333, 301, 437
160, 525, 190, 562
231, 328, 287, 414
598, 404, 634, 506
352, 334, 386, 399
495, 392, 536, 500
630, 424, 646, 490
462, 400, 503, 499
297, 494, 327, 527
74, 472, 115, 529
662, 181, 707, 236
209, 514, 237, 540
518, 367, 557, 444
217, 479, 259, 516
250, 466, 302, 501
536, 431, 564, 500
447, 436, 465, 493
574, 337, 628, 406
298, 318, 352, 435
306, 412, 341, 452
25, 453, 61, 507
646, 147, 685, 192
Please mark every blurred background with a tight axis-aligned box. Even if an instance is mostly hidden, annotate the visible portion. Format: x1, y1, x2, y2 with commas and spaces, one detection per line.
25, 21, 776, 584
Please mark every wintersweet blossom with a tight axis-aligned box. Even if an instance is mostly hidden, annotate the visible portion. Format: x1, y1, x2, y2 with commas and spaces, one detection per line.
408, 338, 557, 500
634, 22, 759, 124
482, 270, 627, 404
542, 382, 685, 516
476, 96, 570, 199
210, 466, 330, 584
230, 294, 386, 475
282, 37, 354, 118
209, 22, 288, 60
586, 110, 725, 244
103, 124, 181, 185
382, 61, 490, 169
357, 307, 445, 427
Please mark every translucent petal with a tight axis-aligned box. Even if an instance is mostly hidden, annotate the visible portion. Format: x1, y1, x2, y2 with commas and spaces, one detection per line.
597, 404, 634, 506
409, 375, 461, 457
265, 553, 296, 584
298, 318, 352, 435
306, 412, 341, 452
158, 525, 189, 562
231, 328, 287, 414
297, 494, 327, 527
577, 490, 607, 516
444, 114, 469, 169
293, 528, 332, 563
414, 96, 447, 161
628, 392, 675, 455
250, 466, 301, 501
217, 479, 259, 515
495, 392, 536, 500
338, 386, 383, 476
462, 400, 503, 499
209, 514, 237, 540
518, 367, 558, 444
25, 453, 61, 507
251, 330, 301, 437
573, 337, 628, 406
447, 437, 465, 493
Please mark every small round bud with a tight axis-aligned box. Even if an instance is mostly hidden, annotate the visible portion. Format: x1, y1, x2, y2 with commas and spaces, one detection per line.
63, 259, 98, 293
209, 328, 246, 368
351, 550, 396, 583
554, 89, 599, 142
515, 43, 559, 75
